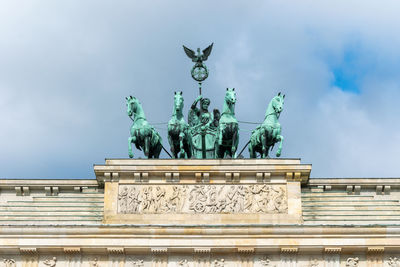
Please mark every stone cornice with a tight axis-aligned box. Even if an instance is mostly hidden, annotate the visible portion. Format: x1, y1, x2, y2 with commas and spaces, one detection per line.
94, 158, 312, 185
0, 179, 99, 192
0, 225, 399, 235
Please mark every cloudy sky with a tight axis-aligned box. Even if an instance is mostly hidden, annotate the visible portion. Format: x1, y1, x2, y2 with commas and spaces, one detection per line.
1, 1, 399, 179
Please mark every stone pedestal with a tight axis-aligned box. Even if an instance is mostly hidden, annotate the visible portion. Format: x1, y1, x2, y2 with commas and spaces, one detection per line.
94, 159, 311, 225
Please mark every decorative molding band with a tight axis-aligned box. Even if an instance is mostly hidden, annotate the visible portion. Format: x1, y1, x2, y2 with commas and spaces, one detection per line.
107, 248, 125, 254
63, 247, 81, 254
194, 248, 211, 254
280, 247, 298, 254
19, 248, 37, 254
237, 247, 255, 254
151, 248, 168, 254
367, 247, 384, 254
324, 247, 342, 254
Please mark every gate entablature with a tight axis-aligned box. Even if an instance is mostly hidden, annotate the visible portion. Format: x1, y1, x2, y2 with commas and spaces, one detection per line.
94, 158, 311, 225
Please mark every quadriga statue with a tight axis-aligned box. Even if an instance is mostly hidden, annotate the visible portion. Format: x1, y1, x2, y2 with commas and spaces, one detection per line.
249, 92, 285, 158
167, 91, 192, 158
216, 88, 239, 158
126, 96, 162, 158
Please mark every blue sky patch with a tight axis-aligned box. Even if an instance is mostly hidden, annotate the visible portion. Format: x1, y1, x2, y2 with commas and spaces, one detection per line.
331, 45, 364, 94
331, 41, 374, 94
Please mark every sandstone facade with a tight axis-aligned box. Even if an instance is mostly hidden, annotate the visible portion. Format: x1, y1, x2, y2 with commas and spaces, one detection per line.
0, 159, 399, 267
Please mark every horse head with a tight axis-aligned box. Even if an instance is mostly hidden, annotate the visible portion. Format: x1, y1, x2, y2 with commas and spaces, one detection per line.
173, 91, 184, 114
271, 92, 285, 115
126, 95, 140, 117
225, 88, 236, 106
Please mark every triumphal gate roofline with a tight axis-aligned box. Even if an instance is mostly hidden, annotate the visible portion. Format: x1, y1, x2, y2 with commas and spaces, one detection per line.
1, 158, 400, 266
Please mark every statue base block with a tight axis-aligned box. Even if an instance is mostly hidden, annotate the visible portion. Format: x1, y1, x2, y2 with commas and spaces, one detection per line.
94, 159, 311, 225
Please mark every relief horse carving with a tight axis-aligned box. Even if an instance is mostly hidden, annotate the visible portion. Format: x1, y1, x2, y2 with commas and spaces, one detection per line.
167, 91, 192, 158
126, 96, 162, 158
249, 92, 284, 158
216, 88, 239, 158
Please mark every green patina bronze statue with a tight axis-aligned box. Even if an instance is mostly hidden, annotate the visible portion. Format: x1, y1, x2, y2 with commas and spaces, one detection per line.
167, 91, 192, 158
188, 95, 219, 159
216, 88, 239, 158
125, 44, 287, 159
183, 43, 213, 83
249, 92, 285, 158
126, 96, 162, 158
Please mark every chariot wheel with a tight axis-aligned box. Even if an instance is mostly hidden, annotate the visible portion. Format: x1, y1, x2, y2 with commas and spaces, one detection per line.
194, 202, 206, 213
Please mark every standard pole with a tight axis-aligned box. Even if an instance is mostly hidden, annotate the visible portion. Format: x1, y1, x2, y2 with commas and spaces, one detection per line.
199, 82, 202, 95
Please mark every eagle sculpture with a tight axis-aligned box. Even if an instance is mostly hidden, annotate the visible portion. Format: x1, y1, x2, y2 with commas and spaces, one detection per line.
183, 43, 213, 64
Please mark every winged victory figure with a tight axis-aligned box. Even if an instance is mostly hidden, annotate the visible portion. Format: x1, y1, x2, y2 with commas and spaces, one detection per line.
183, 43, 214, 83
183, 43, 213, 64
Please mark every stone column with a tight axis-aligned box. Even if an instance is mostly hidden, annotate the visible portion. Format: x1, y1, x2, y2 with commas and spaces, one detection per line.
324, 248, 341, 267
280, 248, 298, 267
367, 247, 384, 267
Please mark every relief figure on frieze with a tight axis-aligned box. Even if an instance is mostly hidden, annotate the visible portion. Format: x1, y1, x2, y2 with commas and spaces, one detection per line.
3, 259, 16, 267
389, 257, 400, 267
205, 185, 218, 212
118, 184, 287, 214
118, 186, 129, 214
128, 187, 140, 213
166, 186, 186, 212
154, 186, 166, 212
141, 186, 155, 213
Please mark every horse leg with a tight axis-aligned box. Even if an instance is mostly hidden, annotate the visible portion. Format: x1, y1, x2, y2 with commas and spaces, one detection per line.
214, 127, 221, 159
144, 136, 150, 158
248, 141, 256, 158
179, 132, 185, 158
225, 147, 231, 159
154, 140, 162, 159
128, 136, 136, 158
261, 131, 268, 158
231, 126, 238, 158
185, 131, 193, 159
167, 134, 176, 158
218, 126, 223, 146
276, 135, 284, 157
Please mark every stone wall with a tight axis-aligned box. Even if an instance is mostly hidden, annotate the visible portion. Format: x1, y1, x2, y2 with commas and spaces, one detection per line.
1, 159, 400, 267
2, 250, 400, 267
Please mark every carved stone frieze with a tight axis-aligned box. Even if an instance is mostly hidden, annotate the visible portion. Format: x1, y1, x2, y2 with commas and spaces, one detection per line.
89, 258, 99, 267
345, 257, 359, 267
178, 259, 189, 267
43, 258, 57, 267
127, 259, 144, 267
3, 259, 16, 267
389, 257, 400, 267
260, 257, 275, 267
5, 254, 400, 267
212, 259, 225, 267
306, 259, 319, 267
117, 184, 287, 214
